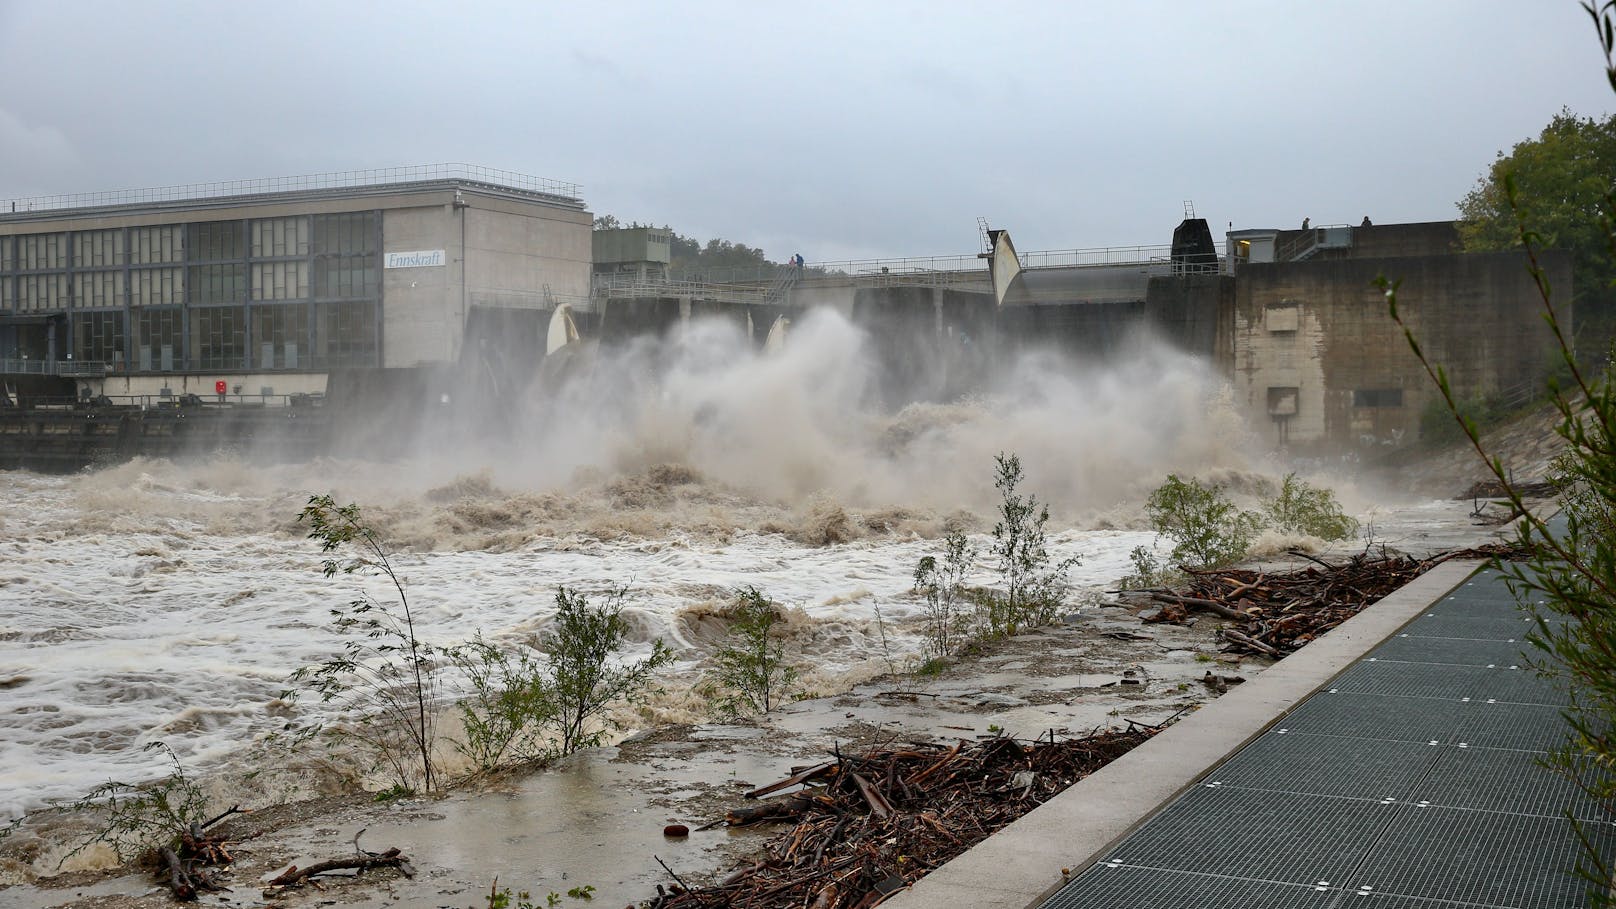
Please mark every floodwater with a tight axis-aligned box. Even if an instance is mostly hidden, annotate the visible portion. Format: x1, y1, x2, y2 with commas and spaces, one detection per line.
0, 458, 1163, 826
0, 312, 1497, 901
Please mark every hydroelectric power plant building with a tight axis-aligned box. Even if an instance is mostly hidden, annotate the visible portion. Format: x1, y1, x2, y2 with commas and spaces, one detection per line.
0, 164, 592, 403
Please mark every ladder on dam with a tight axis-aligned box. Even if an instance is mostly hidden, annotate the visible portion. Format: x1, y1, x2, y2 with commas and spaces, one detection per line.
762, 263, 800, 303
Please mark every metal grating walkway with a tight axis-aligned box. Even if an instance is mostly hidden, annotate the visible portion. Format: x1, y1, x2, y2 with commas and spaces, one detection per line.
1040, 566, 1615, 909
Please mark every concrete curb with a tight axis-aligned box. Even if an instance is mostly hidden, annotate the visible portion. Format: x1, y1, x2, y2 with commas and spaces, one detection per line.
878, 560, 1481, 909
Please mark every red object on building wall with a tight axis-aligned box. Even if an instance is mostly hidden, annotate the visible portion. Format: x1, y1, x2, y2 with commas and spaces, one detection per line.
215, 380, 227, 395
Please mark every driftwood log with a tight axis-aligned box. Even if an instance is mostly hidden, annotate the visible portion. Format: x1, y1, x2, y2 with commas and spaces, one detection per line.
266, 846, 414, 887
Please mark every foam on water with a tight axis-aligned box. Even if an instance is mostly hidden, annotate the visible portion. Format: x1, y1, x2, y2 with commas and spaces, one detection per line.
1, 311, 1465, 826
0, 464, 1166, 821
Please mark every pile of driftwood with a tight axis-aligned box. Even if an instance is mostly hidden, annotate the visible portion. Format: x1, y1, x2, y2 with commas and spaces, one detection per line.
148, 806, 246, 901
649, 727, 1156, 908
143, 806, 411, 902
1141, 545, 1526, 656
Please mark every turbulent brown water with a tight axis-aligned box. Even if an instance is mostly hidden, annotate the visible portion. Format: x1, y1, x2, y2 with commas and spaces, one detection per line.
0, 309, 1455, 855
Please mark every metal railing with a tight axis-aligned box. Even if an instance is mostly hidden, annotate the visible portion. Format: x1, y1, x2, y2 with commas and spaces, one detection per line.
3, 356, 381, 376
761, 264, 801, 302
0, 358, 109, 377
809, 243, 1179, 279
591, 274, 775, 305
9, 392, 324, 410
675, 243, 1188, 287
1, 163, 583, 216
1276, 225, 1351, 262
469, 288, 594, 310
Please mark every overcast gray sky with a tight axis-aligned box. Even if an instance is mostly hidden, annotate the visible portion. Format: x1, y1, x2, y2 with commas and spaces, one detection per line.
0, 1, 1610, 262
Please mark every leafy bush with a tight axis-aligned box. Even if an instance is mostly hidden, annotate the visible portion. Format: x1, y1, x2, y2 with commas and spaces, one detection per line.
1145, 475, 1261, 569
545, 586, 673, 756
703, 587, 802, 716
448, 634, 556, 771
913, 530, 977, 661
286, 495, 442, 793
1265, 473, 1359, 541
1118, 544, 1179, 590
982, 453, 1079, 634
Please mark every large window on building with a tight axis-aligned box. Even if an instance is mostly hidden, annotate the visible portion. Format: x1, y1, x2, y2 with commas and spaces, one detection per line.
74, 311, 125, 367
132, 267, 184, 306
130, 226, 183, 265
252, 261, 309, 300
1, 210, 384, 370
251, 217, 310, 258
18, 273, 67, 312
134, 307, 183, 371
75, 271, 124, 309
20, 233, 67, 270
190, 306, 246, 370
313, 212, 378, 300
187, 221, 244, 262
189, 263, 247, 304
252, 302, 308, 370
316, 300, 377, 366
74, 230, 126, 268
313, 213, 375, 255
315, 257, 378, 298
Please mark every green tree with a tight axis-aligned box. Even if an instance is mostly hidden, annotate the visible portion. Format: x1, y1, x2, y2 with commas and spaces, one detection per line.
671, 235, 779, 276
1457, 107, 1616, 356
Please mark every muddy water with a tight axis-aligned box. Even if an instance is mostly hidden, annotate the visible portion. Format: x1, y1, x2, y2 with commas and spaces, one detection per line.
0, 459, 1172, 826
0, 459, 1504, 908
0, 310, 1511, 904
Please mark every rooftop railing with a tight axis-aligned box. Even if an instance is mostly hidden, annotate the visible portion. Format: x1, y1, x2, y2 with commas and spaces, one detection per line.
1, 164, 583, 217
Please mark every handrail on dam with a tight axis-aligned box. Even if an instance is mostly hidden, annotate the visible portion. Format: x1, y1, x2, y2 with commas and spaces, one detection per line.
677, 243, 1213, 287
591, 274, 776, 305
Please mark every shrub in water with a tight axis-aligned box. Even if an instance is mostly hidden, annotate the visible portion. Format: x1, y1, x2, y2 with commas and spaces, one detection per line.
1265, 473, 1359, 541
703, 586, 802, 716
1145, 474, 1261, 570
982, 453, 1079, 634
913, 530, 977, 661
